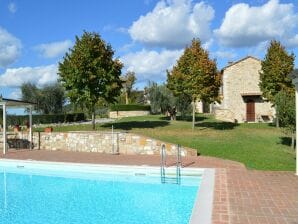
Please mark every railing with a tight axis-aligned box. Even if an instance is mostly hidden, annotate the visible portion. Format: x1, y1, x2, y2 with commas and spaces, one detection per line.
160, 144, 181, 184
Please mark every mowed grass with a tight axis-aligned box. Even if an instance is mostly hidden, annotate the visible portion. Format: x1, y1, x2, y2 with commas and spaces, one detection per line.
35, 114, 296, 171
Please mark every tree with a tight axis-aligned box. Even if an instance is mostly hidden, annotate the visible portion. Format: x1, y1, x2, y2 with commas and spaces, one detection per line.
122, 71, 136, 104
21, 83, 41, 112
176, 93, 192, 119
275, 90, 295, 148
41, 83, 65, 114
21, 82, 65, 114
147, 82, 177, 120
167, 39, 220, 129
259, 40, 295, 127
58, 31, 123, 129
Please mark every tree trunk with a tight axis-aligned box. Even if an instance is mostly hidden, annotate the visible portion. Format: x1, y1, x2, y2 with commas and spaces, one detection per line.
276, 117, 280, 128
192, 99, 195, 130
168, 107, 176, 121
92, 110, 96, 130
125, 92, 129, 105
275, 105, 279, 128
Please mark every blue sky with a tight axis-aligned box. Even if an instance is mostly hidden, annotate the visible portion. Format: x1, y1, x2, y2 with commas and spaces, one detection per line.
0, 0, 298, 102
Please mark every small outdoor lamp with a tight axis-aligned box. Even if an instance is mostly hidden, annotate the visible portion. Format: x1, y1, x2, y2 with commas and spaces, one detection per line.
290, 69, 298, 176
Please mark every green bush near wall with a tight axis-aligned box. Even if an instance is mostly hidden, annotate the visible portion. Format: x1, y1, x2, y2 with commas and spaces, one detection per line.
6, 113, 86, 125
110, 104, 151, 112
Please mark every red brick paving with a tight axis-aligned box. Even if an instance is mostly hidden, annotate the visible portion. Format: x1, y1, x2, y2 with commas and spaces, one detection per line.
1, 150, 298, 224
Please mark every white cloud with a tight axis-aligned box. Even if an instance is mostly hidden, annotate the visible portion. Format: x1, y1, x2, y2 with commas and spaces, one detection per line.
129, 0, 214, 48
287, 34, 298, 47
35, 40, 72, 58
215, 0, 298, 47
8, 89, 21, 99
120, 49, 183, 81
0, 27, 21, 67
213, 50, 236, 60
8, 2, 17, 14
0, 64, 58, 87
202, 38, 214, 50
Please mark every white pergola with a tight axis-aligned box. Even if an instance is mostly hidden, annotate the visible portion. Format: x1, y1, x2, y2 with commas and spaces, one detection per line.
0, 97, 35, 155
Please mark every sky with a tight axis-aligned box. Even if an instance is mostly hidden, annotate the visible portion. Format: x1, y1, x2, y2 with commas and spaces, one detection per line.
0, 0, 298, 102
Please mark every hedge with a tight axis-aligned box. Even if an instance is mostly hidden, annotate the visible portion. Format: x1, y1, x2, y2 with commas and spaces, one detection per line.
110, 104, 151, 112
5, 113, 86, 125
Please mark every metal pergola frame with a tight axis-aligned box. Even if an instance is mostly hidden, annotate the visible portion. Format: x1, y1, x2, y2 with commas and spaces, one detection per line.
0, 97, 36, 155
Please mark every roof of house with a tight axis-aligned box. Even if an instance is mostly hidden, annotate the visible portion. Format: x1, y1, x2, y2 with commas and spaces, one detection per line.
222, 56, 261, 71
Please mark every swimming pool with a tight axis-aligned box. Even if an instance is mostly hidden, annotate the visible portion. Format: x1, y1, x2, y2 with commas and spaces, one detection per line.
0, 160, 214, 224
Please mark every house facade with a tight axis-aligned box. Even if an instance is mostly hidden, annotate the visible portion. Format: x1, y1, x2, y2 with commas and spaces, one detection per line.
197, 56, 275, 123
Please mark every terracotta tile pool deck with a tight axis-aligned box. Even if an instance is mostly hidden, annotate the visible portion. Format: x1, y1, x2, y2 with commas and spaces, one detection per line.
1, 150, 298, 224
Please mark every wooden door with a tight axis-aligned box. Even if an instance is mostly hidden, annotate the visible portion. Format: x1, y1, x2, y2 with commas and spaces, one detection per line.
246, 100, 255, 122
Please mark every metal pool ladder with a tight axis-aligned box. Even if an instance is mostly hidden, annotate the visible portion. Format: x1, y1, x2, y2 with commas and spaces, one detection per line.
160, 144, 181, 184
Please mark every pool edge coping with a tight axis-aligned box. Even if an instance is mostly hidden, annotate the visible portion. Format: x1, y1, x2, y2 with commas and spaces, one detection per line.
189, 168, 215, 224
0, 158, 205, 173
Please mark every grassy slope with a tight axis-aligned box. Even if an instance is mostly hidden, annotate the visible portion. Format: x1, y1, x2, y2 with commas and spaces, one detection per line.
35, 114, 296, 171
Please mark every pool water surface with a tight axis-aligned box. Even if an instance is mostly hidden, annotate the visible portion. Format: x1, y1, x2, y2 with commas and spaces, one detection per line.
0, 162, 201, 224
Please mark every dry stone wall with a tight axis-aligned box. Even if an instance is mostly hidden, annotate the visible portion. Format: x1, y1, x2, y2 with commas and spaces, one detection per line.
11, 131, 197, 157
109, 111, 150, 119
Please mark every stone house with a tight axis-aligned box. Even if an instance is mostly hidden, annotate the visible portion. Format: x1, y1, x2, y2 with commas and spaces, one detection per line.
197, 56, 275, 123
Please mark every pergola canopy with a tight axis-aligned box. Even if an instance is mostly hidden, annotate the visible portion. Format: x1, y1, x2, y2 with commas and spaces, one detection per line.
1, 96, 36, 155
0, 97, 36, 107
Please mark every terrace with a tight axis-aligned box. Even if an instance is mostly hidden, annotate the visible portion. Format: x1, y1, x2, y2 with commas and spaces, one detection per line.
1, 150, 297, 224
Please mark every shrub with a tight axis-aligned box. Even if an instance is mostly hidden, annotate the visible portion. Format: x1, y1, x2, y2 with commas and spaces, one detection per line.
110, 104, 151, 112
6, 113, 86, 125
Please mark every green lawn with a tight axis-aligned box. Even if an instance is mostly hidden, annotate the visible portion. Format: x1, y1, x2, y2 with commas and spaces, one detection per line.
35, 114, 296, 171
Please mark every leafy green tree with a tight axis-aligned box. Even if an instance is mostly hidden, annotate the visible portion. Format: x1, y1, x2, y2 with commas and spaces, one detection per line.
21, 82, 65, 114
147, 82, 191, 120
275, 90, 295, 148
259, 40, 295, 127
176, 93, 192, 119
147, 82, 177, 120
41, 83, 65, 114
167, 39, 220, 129
21, 83, 41, 112
58, 31, 123, 129
122, 71, 136, 104
129, 90, 146, 104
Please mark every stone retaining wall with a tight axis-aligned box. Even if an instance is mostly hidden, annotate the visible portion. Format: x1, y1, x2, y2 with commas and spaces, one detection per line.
9, 131, 197, 157
214, 109, 235, 123
109, 111, 150, 119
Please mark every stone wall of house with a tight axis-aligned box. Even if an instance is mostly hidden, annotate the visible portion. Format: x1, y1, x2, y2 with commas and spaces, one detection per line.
216, 57, 275, 123
195, 101, 203, 113
195, 101, 213, 113
9, 131, 197, 157
255, 100, 275, 122
109, 111, 150, 119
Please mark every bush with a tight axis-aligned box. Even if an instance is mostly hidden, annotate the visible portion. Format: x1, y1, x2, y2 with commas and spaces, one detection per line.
110, 104, 151, 112
6, 113, 86, 125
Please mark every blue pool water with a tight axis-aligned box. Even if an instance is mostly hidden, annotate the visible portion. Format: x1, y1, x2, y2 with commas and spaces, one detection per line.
0, 164, 201, 224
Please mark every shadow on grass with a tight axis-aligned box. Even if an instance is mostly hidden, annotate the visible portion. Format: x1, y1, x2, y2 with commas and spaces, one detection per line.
195, 121, 239, 130
279, 137, 295, 148
101, 120, 170, 130
159, 115, 207, 122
